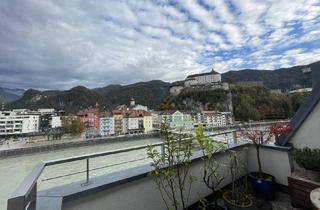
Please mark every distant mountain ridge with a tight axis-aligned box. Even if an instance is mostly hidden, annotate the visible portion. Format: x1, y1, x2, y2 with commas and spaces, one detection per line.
0, 87, 25, 103
6, 61, 319, 112
222, 61, 319, 90
8, 80, 171, 113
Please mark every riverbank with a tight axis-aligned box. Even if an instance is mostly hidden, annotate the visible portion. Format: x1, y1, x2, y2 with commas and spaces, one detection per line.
0, 133, 159, 158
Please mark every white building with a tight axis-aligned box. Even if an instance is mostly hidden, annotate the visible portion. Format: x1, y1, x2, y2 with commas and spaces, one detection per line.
128, 117, 139, 130
170, 69, 229, 95
185, 69, 221, 86
132, 105, 148, 111
11, 108, 62, 130
100, 116, 114, 136
130, 98, 148, 111
51, 116, 62, 128
37, 108, 55, 114
128, 111, 144, 133
0, 111, 39, 136
197, 111, 233, 128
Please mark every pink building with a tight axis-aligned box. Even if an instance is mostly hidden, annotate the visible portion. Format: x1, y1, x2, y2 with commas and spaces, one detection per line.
77, 108, 100, 129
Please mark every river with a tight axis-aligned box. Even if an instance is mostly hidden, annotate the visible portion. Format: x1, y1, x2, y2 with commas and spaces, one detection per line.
0, 138, 161, 210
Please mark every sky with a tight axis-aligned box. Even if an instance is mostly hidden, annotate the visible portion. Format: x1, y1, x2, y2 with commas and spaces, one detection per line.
0, 0, 320, 90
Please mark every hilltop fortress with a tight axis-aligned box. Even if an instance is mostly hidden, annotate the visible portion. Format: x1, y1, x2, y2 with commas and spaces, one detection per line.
169, 69, 229, 96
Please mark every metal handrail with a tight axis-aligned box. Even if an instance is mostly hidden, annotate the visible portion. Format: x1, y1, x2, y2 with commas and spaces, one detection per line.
7, 141, 165, 210
7, 130, 244, 210
41, 157, 150, 182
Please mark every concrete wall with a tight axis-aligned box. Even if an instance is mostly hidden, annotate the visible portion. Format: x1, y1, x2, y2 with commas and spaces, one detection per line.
62, 147, 248, 210
247, 145, 292, 185
290, 101, 320, 149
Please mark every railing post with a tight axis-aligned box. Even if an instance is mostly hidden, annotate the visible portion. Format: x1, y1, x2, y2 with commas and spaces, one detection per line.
86, 158, 89, 183
81, 158, 91, 186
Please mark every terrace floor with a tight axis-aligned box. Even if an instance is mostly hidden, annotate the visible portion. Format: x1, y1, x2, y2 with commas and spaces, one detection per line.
189, 192, 306, 210
271, 192, 305, 210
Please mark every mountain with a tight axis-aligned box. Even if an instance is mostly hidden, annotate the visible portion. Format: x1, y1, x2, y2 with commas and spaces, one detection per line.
0, 87, 25, 103
221, 61, 320, 90
10, 86, 104, 113
7, 61, 318, 113
9, 81, 171, 113
94, 80, 171, 109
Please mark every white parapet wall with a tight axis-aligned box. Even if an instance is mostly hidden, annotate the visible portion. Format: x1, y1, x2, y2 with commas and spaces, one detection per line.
247, 145, 292, 186
62, 147, 248, 210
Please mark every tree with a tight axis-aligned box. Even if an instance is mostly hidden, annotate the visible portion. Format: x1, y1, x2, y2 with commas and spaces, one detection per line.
62, 118, 85, 135
242, 126, 271, 178
147, 119, 195, 210
195, 124, 225, 208
268, 122, 293, 145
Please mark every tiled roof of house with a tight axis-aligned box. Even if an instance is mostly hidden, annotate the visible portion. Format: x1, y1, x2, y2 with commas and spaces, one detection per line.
77, 108, 99, 116
113, 109, 151, 118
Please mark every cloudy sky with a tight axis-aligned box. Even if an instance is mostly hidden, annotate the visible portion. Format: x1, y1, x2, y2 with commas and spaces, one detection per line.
0, 0, 320, 90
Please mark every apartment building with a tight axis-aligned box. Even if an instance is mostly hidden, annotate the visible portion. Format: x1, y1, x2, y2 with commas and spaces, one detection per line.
169, 111, 194, 130
100, 113, 114, 136
113, 110, 124, 135
78, 108, 100, 129
198, 111, 233, 127
143, 112, 153, 133
0, 111, 39, 136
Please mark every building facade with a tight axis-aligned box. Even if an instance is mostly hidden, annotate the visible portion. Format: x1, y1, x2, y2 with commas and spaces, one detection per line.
127, 110, 145, 134
78, 108, 100, 130
169, 111, 194, 130
170, 69, 229, 95
143, 113, 153, 133
100, 116, 114, 136
185, 70, 221, 86
197, 111, 233, 128
113, 111, 124, 135
0, 111, 39, 136
51, 116, 62, 128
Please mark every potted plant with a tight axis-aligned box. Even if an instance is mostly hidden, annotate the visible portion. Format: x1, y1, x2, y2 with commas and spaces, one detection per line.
243, 128, 276, 200
223, 150, 253, 209
293, 147, 320, 181
268, 122, 293, 145
195, 124, 226, 210
147, 119, 196, 210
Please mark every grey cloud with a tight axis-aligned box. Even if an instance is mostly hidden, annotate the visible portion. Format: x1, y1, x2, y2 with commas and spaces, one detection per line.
0, 0, 319, 90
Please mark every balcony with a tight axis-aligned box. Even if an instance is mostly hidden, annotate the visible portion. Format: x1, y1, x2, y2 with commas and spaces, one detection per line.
6, 132, 306, 210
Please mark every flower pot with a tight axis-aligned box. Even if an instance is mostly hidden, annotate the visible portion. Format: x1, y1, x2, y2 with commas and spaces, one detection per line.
248, 172, 276, 201
274, 136, 282, 146
305, 169, 320, 182
222, 191, 253, 210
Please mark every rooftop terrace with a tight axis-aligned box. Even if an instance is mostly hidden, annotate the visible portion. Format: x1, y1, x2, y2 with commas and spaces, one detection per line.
7, 129, 308, 210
